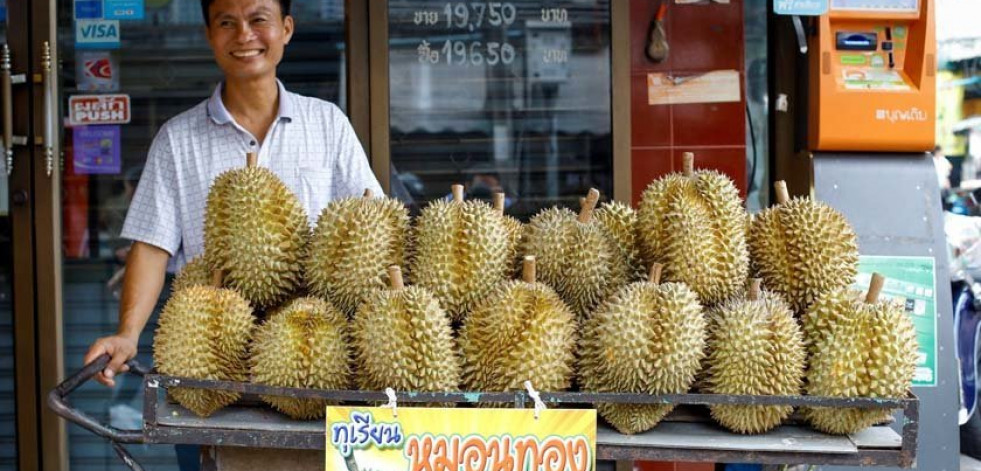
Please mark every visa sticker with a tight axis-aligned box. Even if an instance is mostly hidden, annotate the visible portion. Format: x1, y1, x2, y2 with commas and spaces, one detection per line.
105, 0, 144, 20
75, 19, 121, 49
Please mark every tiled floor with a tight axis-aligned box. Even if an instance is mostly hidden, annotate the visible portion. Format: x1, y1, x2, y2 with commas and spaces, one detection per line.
963, 454, 981, 471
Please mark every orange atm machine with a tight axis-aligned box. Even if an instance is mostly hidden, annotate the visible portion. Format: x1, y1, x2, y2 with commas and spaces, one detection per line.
808, 0, 935, 152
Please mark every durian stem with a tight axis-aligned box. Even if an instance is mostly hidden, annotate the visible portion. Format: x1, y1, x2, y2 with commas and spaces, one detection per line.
388, 266, 405, 290
211, 270, 224, 288
522, 256, 536, 284
682, 152, 695, 177
865, 273, 885, 303
451, 184, 465, 203
774, 180, 790, 205
363, 188, 374, 198
748, 278, 762, 300
648, 263, 663, 284
246, 152, 257, 168
577, 188, 600, 223
493, 192, 506, 214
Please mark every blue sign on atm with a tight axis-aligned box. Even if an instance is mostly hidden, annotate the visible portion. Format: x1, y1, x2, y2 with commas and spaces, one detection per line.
774, 0, 829, 15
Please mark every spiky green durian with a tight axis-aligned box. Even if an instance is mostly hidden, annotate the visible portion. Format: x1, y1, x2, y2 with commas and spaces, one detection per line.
523, 189, 632, 318
749, 181, 858, 315
637, 153, 749, 305
494, 192, 525, 274
805, 274, 918, 435
204, 153, 308, 308
172, 254, 215, 292
409, 185, 510, 320
250, 297, 351, 419
460, 256, 576, 396
153, 283, 255, 417
306, 189, 410, 316
703, 280, 805, 434
594, 200, 645, 281
352, 266, 461, 394
579, 264, 706, 434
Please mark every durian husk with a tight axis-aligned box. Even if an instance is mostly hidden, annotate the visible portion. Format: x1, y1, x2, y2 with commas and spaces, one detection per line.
522, 189, 632, 318
704, 282, 805, 434
637, 153, 749, 305
801, 287, 864, 355
579, 264, 706, 434
409, 186, 510, 321
204, 154, 309, 308
459, 257, 577, 402
306, 189, 410, 316
153, 284, 255, 417
749, 181, 858, 315
804, 274, 918, 435
250, 297, 351, 419
172, 254, 214, 292
352, 267, 461, 398
594, 200, 646, 281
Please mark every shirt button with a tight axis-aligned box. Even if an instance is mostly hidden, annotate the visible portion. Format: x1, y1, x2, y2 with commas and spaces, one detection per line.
249, 140, 256, 146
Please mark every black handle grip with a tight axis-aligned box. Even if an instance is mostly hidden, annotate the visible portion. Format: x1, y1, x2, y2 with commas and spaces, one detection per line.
47, 353, 148, 448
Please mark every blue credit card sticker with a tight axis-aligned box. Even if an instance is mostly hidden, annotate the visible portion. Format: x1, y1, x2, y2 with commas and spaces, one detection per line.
74, 0, 103, 19
73, 125, 122, 175
105, 0, 144, 20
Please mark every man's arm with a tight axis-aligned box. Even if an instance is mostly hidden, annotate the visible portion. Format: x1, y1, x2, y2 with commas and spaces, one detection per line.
83, 241, 170, 387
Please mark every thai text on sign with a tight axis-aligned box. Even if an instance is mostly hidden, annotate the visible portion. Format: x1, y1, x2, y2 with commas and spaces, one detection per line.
69, 94, 131, 125
326, 407, 596, 471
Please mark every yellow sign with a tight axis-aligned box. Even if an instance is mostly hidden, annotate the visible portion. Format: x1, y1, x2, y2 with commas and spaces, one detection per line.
325, 407, 596, 471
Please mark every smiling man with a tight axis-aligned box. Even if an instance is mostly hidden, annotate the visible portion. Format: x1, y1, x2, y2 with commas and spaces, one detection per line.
83, 0, 382, 391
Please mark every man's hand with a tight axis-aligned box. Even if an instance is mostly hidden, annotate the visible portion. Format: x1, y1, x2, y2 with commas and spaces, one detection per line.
84, 334, 138, 387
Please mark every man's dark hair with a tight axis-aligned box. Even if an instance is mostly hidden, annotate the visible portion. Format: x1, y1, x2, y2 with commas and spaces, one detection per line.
200, 0, 291, 25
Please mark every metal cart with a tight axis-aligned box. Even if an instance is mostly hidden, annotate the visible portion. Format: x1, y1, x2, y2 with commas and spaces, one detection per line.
49, 355, 919, 470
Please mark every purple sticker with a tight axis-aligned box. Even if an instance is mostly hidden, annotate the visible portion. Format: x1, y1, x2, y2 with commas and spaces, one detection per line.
73, 125, 121, 174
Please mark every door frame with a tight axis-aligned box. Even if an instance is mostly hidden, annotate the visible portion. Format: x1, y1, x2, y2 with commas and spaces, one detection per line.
5, 0, 41, 469
29, 0, 67, 469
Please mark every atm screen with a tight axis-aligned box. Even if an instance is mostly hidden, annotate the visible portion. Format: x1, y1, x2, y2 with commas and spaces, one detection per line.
830, 0, 918, 12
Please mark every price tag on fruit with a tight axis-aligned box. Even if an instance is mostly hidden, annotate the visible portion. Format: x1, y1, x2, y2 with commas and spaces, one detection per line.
325, 407, 596, 471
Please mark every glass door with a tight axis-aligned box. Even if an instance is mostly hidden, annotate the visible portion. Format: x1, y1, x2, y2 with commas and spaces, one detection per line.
384, 0, 614, 218
47, 0, 350, 469
0, 7, 15, 469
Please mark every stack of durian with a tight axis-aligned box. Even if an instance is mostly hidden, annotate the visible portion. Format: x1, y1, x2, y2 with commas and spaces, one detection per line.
153, 150, 917, 439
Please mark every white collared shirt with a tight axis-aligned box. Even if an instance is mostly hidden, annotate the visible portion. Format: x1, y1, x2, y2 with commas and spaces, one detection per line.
121, 81, 383, 270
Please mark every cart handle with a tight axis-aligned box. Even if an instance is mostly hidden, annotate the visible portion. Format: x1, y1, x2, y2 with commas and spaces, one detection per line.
47, 353, 148, 445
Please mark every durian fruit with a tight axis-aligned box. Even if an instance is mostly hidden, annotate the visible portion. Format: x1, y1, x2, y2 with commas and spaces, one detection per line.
409, 185, 509, 320
250, 297, 351, 419
637, 152, 749, 305
579, 264, 706, 434
204, 152, 308, 308
459, 256, 576, 396
494, 192, 524, 273
703, 279, 805, 434
522, 189, 632, 318
801, 287, 863, 355
749, 181, 858, 315
306, 188, 410, 315
352, 266, 461, 395
593, 200, 645, 281
804, 273, 918, 435
153, 272, 255, 417
172, 254, 214, 292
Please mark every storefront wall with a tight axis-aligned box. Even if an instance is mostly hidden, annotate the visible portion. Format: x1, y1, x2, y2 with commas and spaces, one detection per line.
7, 1, 756, 470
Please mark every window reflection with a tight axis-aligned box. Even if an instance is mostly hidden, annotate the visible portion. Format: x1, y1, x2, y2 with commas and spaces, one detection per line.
388, 0, 613, 220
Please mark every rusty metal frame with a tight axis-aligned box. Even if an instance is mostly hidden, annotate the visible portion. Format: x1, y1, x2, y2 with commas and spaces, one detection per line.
49, 356, 919, 470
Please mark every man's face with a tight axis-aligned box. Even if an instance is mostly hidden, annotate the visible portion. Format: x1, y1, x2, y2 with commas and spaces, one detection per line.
205, 0, 294, 82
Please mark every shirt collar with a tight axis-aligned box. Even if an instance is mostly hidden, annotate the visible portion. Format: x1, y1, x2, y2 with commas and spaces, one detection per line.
207, 79, 294, 125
